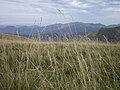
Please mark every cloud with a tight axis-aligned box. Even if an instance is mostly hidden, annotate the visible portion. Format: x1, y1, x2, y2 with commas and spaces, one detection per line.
0, 0, 120, 25
106, 7, 120, 12
3, 0, 24, 3
69, 0, 90, 9
85, 0, 104, 4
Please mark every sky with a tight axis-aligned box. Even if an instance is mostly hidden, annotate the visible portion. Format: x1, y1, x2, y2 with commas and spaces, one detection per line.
0, 0, 120, 26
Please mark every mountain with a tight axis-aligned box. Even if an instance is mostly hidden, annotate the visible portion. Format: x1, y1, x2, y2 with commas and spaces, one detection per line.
0, 25, 42, 36
0, 22, 120, 41
0, 22, 105, 37
96, 26, 120, 42
105, 24, 120, 28
39, 22, 105, 35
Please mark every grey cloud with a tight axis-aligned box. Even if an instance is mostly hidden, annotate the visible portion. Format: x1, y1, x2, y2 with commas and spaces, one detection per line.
108, 0, 120, 6
0, 0, 120, 25
3, 0, 24, 4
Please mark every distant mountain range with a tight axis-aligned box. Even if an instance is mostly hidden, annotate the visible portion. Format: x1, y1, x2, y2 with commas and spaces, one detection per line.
0, 22, 105, 35
0, 22, 120, 41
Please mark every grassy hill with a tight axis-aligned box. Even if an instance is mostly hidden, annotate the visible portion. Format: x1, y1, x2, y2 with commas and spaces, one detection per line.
0, 40, 120, 90
0, 34, 29, 41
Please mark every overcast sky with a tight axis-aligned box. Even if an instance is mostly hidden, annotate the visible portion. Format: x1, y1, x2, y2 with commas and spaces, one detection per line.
0, 0, 120, 25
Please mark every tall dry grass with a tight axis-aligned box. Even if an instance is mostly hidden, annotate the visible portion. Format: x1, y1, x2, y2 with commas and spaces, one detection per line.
0, 40, 120, 90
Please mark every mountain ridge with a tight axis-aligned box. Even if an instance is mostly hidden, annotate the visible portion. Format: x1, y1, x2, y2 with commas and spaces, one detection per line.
0, 22, 120, 40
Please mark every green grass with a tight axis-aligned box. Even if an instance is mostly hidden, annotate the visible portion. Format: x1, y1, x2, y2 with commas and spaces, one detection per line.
0, 40, 120, 90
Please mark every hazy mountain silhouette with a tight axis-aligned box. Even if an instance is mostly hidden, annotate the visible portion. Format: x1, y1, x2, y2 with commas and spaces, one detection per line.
0, 22, 105, 36
0, 22, 120, 41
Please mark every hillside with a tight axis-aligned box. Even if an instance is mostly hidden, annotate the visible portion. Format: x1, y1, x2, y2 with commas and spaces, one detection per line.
96, 26, 120, 42
0, 34, 29, 41
87, 26, 120, 42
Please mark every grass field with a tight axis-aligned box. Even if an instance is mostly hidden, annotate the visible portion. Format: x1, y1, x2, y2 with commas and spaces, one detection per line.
0, 38, 120, 90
